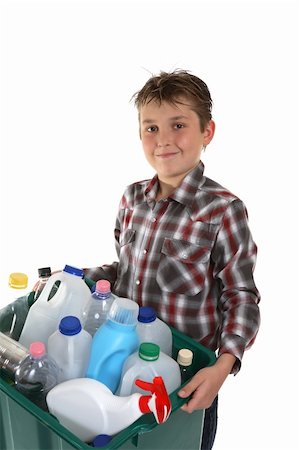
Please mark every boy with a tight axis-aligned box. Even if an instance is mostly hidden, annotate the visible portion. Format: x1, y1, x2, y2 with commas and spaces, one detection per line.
84, 70, 261, 449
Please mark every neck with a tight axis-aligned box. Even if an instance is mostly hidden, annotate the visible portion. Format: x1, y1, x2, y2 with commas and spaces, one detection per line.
156, 180, 176, 201
156, 163, 201, 201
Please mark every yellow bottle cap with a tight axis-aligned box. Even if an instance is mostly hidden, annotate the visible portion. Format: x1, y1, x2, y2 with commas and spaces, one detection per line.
9, 272, 28, 289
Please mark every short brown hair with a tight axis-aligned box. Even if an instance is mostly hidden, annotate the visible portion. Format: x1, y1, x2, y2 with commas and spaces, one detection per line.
132, 69, 213, 132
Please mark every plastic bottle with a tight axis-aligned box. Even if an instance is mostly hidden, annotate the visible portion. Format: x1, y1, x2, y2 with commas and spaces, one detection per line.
136, 306, 173, 356
0, 332, 29, 380
48, 316, 92, 383
33, 267, 60, 301
82, 280, 116, 337
86, 297, 139, 393
19, 265, 91, 348
177, 348, 194, 383
46, 376, 171, 443
15, 341, 59, 411
117, 342, 181, 396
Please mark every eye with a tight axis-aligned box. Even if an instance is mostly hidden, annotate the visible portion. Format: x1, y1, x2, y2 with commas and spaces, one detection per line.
174, 123, 184, 129
146, 125, 158, 133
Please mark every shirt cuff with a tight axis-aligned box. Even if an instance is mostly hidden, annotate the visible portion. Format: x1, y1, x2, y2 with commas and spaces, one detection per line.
218, 334, 247, 375
83, 263, 118, 287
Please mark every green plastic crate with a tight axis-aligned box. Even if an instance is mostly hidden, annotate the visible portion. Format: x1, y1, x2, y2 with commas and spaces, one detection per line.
0, 293, 216, 450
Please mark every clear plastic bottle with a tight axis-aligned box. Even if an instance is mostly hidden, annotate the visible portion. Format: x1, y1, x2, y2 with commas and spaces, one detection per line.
0, 332, 29, 381
177, 348, 194, 383
48, 316, 92, 382
82, 280, 116, 337
33, 267, 51, 301
33, 267, 60, 301
136, 306, 173, 356
15, 341, 59, 411
117, 342, 181, 396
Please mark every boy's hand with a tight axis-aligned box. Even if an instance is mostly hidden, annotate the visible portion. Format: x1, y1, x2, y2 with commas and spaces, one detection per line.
178, 353, 236, 413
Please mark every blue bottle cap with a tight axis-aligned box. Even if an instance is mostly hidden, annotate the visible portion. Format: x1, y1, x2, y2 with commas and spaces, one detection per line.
92, 434, 112, 447
63, 265, 84, 278
59, 316, 82, 335
138, 306, 156, 323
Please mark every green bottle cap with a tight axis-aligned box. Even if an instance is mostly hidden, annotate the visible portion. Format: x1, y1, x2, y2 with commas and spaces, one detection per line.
139, 342, 160, 361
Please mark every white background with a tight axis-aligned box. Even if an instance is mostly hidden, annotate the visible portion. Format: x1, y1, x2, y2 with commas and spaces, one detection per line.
0, 1, 298, 449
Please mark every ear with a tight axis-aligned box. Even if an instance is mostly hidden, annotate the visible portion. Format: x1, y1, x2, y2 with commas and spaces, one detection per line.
203, 120, 216, 145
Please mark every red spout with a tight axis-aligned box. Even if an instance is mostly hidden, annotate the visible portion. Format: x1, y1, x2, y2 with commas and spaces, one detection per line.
136, 376, 171, 424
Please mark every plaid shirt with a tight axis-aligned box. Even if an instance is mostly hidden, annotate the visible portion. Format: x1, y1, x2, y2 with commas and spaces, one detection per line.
85, 162, 260, 372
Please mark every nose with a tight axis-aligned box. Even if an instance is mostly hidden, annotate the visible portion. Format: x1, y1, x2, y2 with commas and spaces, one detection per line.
156, 129, 171, 147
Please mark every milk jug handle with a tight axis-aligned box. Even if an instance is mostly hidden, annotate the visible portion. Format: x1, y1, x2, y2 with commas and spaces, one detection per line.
37, 274, 65, 303
136, 376, 171, 424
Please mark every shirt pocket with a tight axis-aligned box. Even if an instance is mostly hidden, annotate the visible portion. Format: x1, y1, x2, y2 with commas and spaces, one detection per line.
119, 229, 136, 272
156, 238, 212, 296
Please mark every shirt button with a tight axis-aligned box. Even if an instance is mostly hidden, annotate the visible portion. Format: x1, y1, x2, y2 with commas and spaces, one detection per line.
143, 249, 147, 254
136, 280, 141, 285
152, 217, 157, 222
182, 253, 188, 259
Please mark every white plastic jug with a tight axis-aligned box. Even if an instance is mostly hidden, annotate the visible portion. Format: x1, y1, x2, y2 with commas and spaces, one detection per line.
117, 342, 181, 396
19, 265, 91, 349
136, 306, 173, 356
48, 316, 92, 382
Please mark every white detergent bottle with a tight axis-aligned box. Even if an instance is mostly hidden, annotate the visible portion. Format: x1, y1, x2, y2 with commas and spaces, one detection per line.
46, 376, 171, 443
136, 306, 173, 356
48, 316, 92, 383
117, 342, 181, 396
19, 265, 91, 348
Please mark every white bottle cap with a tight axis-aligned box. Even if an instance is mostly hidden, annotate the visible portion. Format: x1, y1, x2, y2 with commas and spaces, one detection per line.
177, 348, 193, 366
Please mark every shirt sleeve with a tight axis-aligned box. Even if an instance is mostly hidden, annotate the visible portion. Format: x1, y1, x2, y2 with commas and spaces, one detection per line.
83, 262, 118, 287
211, 199, 261, 374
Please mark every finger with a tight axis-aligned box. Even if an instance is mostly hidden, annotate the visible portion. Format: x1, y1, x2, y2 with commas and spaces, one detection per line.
180, 395, 200, 414
181, 402, 194, 414
177, 376, 203, 398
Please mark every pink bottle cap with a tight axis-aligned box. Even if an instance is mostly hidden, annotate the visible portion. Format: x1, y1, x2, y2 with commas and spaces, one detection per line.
96, 279, 111, 294
29, 342, 46, 358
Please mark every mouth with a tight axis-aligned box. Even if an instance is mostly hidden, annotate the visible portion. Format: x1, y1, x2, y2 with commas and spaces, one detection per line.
155, 152, 180, 159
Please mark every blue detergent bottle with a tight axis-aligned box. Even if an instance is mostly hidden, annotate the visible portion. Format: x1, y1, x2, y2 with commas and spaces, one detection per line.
86, 297, 139, 393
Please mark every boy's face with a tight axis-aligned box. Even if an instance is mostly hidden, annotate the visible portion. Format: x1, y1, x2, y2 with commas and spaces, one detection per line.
139, 99, 215, 188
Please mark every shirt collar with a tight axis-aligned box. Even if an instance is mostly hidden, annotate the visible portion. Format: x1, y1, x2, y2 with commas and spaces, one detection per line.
145, 161, 205, 207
